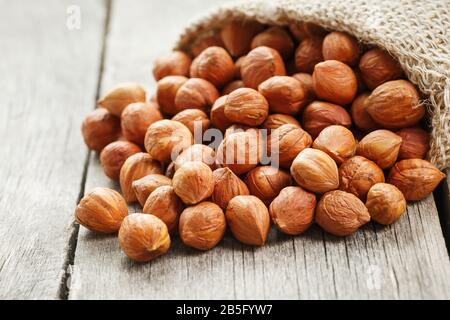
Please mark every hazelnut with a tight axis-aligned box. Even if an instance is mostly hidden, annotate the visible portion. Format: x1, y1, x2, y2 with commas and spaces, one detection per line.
220, 20, 264, 57
190, 46, 235, 88
290, 148, 339, 193
322, 31, 360, 66
351, 92, 380, 132
97, 83, 146, 117
356, 129, 402, 169
222, 80, 245, 95
313, 125, 357, 164
121, 102, 163, 145
210, 95, 233, 131
118, 213, 170, 262
387, 159, 445, 201
132, 174, 172, 207
144, 119, 193, 163
119, 153, 163, 203
190, 33, 225, 57
156, 75, 188, 116
359, 48, 403, 90
224, 88, 269, 126
396, 127, 430, 160
211, 167, 250, 209
316, 190, 370, 236
302, 101, 352, 138
179, 202, 226, 250
261, 113, 300, 130
100, 141, 141, 180
268, 124, 312, 168
294, 37, 324, 73
312, 60, 357, 105
354, 68, 367, 94
223, 124, 255, 138
75, 187, 128, 233
81, 108, 120, 152
165, 162, 176, 179
174, 144, 216, 171
292, 73, 316, 102
241, 46, 286, 89
226, 195, 270, 246
172, 161, 214, 205
245, 166, 292, 204
234, 56, 246, 79
251, 26, 295, 59
174, 78, 220, 113
269, 186, 316, 235
152, 51, 191, 80
339, 156, 385, 200
143, 186, 184, 233
258, 76, 306, 115
366, 183, 406, 225
172, 108, 211, 136
289, 22, 327, 41
366, 80, 424, 129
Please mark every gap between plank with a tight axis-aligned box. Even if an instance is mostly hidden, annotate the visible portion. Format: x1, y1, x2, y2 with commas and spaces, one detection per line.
433, 170, 450, 256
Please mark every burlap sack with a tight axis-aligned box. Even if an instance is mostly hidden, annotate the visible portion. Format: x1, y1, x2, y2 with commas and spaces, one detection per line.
175, 0, 450, 169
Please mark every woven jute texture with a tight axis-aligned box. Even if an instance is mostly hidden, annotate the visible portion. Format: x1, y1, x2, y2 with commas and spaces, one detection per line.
175, 0, 450, 169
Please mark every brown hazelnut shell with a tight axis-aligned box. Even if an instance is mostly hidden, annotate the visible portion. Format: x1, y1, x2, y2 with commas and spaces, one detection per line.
210, 95, 233, 131
174, 78, 220, 113
356, 129, 402, 169
81, 108, 121, 153
251, 26, 294, 59
261, 114, 300, 130
153, 51, 191, 81
156, 76, 188, 116
224, 88, 269, 126
211, 167, 250, 209
359, 48, 403, 90
294, 37, 324, 73
174, 144, 216, 171
396, 127, 430, 160
97, 83, 146, 117
322, 31, 360, 66
313, 125, 357, 164
245, 166, 292, 204
121, 102, 163, 145
172, 161, 214, 205
220, 20, 264, 57
100, 141, 141, 180
366, 183, 406, 225
172, 108, 211, 136
132, 174, 172, 207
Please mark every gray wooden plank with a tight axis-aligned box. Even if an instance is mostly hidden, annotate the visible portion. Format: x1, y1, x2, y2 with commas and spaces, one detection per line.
0, 0, 107, 299
70, 0, 450, 299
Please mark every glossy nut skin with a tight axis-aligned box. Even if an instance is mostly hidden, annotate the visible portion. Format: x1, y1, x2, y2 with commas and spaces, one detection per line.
366, 183, 406, 225
174, 78, 220, 113
152, 51, 191, 81
289, 22, 327, 41
269, 186, 316, 235
226, 195, 270, 246
179, 202, 226, 250
132, 174, 172, 207
359, 49, 403, 90
339, 156, 385, 200
121, 102, 163, 145
387, 159, 445, 201
172, 108, 211, 136
251, 26, 295, 59
396, 127, 430, 160
356, 129, 402, 169
316, 190, 370, 236
174, 144, 216, 171
81, 108, 121, 153
220, 20, 264, 57
351, 92, 380, 132
313, 125, 357, 164
224, 88, 269, 126
211, 167, 250, 209
302, 101, 352, 138
245, 166, 292, 204
222, 80, 245, 95
118, 213, 171, 262
172, 161, 214, 205
100, 141, 141, 180
292, 73, 315, 103
262, 114, 300, 130
190, 33, 225, 57
322, 31, 360, 66
75, 187, 128, 233
156, 76, 188, 116
97, 83, 146, 117
294, 37, 324, 73
210, 95, 233, 131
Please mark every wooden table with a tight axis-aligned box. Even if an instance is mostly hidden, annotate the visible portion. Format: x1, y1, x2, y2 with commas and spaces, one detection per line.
1, 0, 449, 300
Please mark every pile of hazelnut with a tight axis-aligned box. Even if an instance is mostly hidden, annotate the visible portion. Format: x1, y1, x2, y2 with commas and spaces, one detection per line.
77, 20, 446, 262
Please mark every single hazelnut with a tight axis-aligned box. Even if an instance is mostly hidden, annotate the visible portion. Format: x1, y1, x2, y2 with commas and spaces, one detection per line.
152, 51, 191, 80
190, 46, 235, 88
289, 22, 327, 41
156, 75, 188, 116
174, 144, 216, 171
261, 114, 300, 130
144, 119, 193, 163
226, 195, 270, 246
210, 95, 233, 131
121, 102, 163, 145
366, 183, 406, 225
174, 78, 220, 113
132, 174, 172, 207
118, 213, 170, 262
222, 80, 245, 95
223, 124, 254, 138
316, 190, 370, 236
81, 108, 121, 152
143, 185, 184, 233
241, 46, 286, 89
302, 101, 352, 138
97, 83, 146, 117
322, 31, 360, 66
292, 73, 316, 102
172, 108, 211, 136
165, 162, 176, 179
339, 156, 385, 200
268, 124, 312, 168
251, 26, 295, 59
387, 159, 445, 201
313, 125, 357, 164
220, 20, 264, 57
234, 56, 246, 79
312, 60, 357, 105
211, 167, 250, 209
245, 166, 292, 204
269, 186, 316, 235
100, 141, 141, 180
356, 129, 402, 169
119, 153, 163, 203
366, 80, 424, 129
224, 88, 269, 126
190, 33, 225, 57
75, 187, 128, 233
396, 127, 430, 160
351, 92, 380, 132
179, 202, 226, 250
258, 76, 306, 115
294, 37, 324, 73
290, 148, 339, 193
172, 161, 214, 205
359, 48, 403, 90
